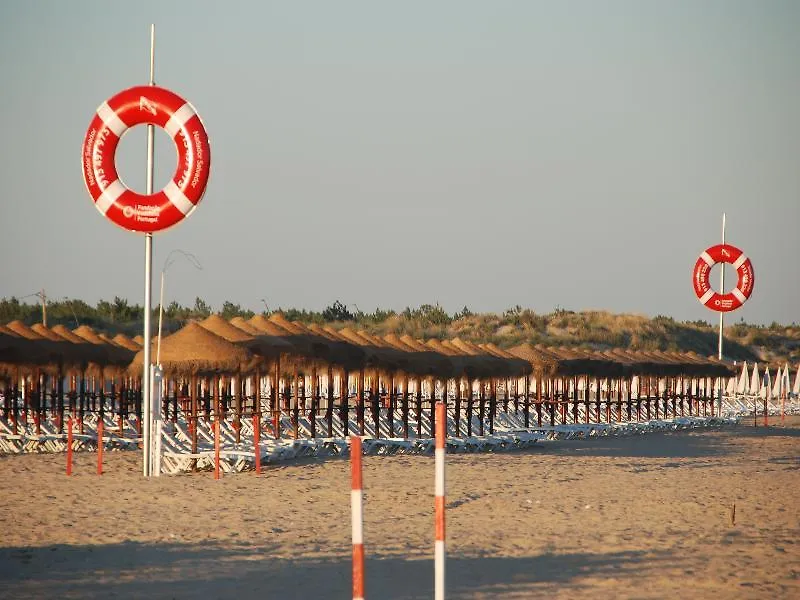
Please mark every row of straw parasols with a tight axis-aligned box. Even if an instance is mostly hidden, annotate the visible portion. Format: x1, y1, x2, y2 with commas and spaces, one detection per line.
1, 314, 736, 381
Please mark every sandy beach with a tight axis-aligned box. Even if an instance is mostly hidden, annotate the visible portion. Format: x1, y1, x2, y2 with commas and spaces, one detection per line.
1, 418, 798, 599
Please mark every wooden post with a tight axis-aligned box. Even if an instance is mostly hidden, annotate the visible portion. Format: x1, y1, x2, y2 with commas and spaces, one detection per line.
387, 374, 395, 438
371, 372, 380, 439
466, 378, 474, 436
357, 370, 365, 436
402, 375, 410, 439
597, 377, 604, 423
454, 378, 462, 437
57, 369, 65, 433
253, 413, 261, 474
488, 379, 496, 435
310, 367, 318, 439
292, 368, 300, 439
523, 375, 530, 428
326, 366, 335, 437
340, 370, 350, 437
78, 371, 86, 434
97, 418, 104, 475
430, 377, 438, 436
272, 357, 280, 439
415, 378, 423, 437
190, 375, 198, 472
478, 380, 485, 436
11, 375, 19, 435
66, 417, 73, 476
234, 374, 242, 444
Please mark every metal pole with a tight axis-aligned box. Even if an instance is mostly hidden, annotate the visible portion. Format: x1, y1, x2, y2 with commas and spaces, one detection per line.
718, 212, 725, 416
142, 24, 156, 477
157, 269, 165, 366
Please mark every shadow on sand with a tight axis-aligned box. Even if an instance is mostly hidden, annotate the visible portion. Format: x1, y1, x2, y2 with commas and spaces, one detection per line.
530, 429, 733, 460
0, 540, 678, 599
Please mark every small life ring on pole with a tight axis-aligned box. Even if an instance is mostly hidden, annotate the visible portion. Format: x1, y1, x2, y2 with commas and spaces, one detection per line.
81, 85, 211, 233
692, 244, 754, 312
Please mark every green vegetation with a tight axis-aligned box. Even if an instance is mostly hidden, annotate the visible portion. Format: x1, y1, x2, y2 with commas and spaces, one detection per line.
1, 297, 797, 364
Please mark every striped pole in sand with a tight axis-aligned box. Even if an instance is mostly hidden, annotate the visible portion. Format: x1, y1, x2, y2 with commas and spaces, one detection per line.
351, 435, 365, 600
434, 401, 446, 600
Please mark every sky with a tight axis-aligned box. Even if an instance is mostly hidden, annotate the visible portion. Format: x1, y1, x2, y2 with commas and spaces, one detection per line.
1, 1, 798, 325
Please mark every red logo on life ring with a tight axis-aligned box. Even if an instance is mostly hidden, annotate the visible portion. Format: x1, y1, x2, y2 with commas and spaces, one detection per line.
81, 85, 211, 233
692, 244, 754, 312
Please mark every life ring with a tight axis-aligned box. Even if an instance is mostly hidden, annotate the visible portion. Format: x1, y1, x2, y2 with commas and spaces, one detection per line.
81, 85, 211, 233
692, 244, 754, 312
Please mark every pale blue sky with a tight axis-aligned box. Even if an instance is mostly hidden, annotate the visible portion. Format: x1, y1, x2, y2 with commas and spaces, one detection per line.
1, 1, 798, 324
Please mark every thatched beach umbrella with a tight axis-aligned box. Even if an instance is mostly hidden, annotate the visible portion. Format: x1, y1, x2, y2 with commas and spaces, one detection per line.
200, 315, 254, 343
30, 323, 66, 341
6, 320, 44, 340
71, 325, 135, 369
112, 334, 142, 352
229, 316, 262, 336
129, 322, 255, 376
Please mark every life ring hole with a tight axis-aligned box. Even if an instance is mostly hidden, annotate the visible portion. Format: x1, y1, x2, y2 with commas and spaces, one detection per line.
709, 263, 738, 294
114, 125, 178, 194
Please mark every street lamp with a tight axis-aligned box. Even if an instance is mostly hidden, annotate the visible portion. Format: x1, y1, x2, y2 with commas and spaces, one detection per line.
157, 250, 202, 365
19, 290, 47, 326
62, 297, 80, 328
260, 298, 270, 314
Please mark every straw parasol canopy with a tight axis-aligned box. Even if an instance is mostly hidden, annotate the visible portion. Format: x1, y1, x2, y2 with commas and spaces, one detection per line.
199, 315, 295, 363
0, 323, 82, 373
267, 313, 305, 334
248, 317, 363, 370
129, 322, 255, 376
200, 314, 255, 343
6, 320, 44, 340
51, 324, 88, 344
30, 323, 67, 341
248, 314, 294, 337
508, 343, 560, 376
229, 316, 262, 336
0, 328, 45, 373
112, 333, 143, 352
73, 325, 110, 345
69, 325, 135, 368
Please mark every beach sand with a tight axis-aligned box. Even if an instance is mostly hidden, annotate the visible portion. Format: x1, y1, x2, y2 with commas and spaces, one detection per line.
1, 418, 798, 599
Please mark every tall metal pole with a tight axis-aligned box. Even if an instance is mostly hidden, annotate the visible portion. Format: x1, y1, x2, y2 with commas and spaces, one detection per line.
142, 24, 156, 477
157, 269, 165, 366
718, 212, 726, 415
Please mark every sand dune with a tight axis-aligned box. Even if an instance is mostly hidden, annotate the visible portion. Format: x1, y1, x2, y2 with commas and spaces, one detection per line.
1, 419, 798, 599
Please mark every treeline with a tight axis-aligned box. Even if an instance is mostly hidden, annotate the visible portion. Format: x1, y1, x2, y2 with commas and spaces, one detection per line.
1, 296, 797, 363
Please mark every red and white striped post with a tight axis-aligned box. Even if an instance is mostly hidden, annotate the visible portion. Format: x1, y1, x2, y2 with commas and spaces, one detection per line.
253, 413, 261, 474
66, 417, 73, 476
214, 420, 221, 480
434, 402, 446, 599
97, 418, 104, 475
351, 435, 365, 600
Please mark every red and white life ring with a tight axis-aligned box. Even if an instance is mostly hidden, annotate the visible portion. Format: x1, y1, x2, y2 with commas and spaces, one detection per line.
692, 244, 754, 312
81, 85, 211, 233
